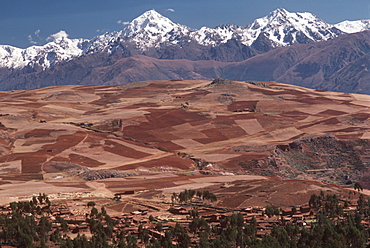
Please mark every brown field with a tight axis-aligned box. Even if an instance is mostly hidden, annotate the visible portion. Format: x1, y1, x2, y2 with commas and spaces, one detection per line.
0, 80, 368, 209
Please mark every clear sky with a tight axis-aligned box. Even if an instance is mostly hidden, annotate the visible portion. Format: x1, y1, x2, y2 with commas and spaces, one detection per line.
2, 0, 369, 48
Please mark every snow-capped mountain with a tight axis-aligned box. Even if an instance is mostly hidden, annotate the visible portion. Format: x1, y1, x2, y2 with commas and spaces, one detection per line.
190, 8, 344, 48
119, 10, 192, 49
245, 8, 343, 46
0, 31, 88, 70
0, 8, 368, 71
335, 20, 370, 34
190, 24, 246, 47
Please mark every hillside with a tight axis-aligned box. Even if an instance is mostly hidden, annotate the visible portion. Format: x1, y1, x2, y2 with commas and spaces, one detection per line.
0, 79, 370, 205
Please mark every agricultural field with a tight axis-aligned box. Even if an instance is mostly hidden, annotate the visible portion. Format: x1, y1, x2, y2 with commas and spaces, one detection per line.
0, 79, 369, 207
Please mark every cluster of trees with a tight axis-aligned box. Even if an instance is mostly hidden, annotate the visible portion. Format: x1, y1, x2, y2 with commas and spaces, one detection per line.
154, 191, 370, 248
160, 192, 370, 248
0, 193, 52, 247
2, 190, 370, 247
171, 189, 217, 204
264, 205, 281, 218
0, 196, 138, 248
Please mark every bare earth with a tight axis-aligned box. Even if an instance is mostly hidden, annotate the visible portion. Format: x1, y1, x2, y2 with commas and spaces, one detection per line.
0, 79, 369, 207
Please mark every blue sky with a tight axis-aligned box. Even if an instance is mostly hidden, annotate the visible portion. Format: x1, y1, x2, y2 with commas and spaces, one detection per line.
2, 0, 369, 48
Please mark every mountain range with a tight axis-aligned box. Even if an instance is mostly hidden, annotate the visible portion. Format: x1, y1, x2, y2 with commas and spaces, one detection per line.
0, 8, 369, 93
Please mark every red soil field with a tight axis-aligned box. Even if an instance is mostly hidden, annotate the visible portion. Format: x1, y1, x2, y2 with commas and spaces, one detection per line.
197, 128, 228, 143
50, 154, 105, 168
350, 113, 370, 121
0, 79, 369, 206
123, 126, 158, 142
21, 154, 47, 173
24, 129, 64, 138
317, 109, 348, 116
116, 154, 193, 170
43, 132, 86, 155
103, 140, 151, 159
280, 111, 309, 121
217, 125, 247, 139
0, 173, 43, 181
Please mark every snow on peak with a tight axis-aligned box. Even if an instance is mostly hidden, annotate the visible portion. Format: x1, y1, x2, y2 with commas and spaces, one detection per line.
267, 8, 290, 18
246, 8, 341, 47
120, 9, 190, 49
125, 10, 175, 32
133, 10, 169, 23
191, 24, 246, 46
0, 8, 368, 70
46, 30, 70, 43
0, 30, 87, 69
335, 20, 370, 34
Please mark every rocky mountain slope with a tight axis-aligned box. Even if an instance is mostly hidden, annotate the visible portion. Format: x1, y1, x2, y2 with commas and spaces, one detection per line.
225, 30, 370, 93
0, 8, 350, 70
3, 30, 368, 93
0, 9, 368, 91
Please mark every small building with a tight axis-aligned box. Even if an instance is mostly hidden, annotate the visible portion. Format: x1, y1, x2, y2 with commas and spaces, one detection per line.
281, 208, 293, 216
300, 206, 311, 214
148, 229, 164, 239
169, 207, 188, 215
292, 215, 304, 222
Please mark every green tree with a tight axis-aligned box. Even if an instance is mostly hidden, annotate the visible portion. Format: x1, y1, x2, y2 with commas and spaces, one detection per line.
173, 223, 191, 248
291, 206, 297, 215
156, 222, 163, 232
309, 193, 322, 210
354, 182, 363, 192
90, 207, 98, 218
188, 209, 199, 219
265, 205, 275, 218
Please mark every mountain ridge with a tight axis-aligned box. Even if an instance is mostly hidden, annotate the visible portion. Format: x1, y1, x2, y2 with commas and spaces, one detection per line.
0, 8, 368, 71
0, 9, 369, 92
2, 30, 368, 93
